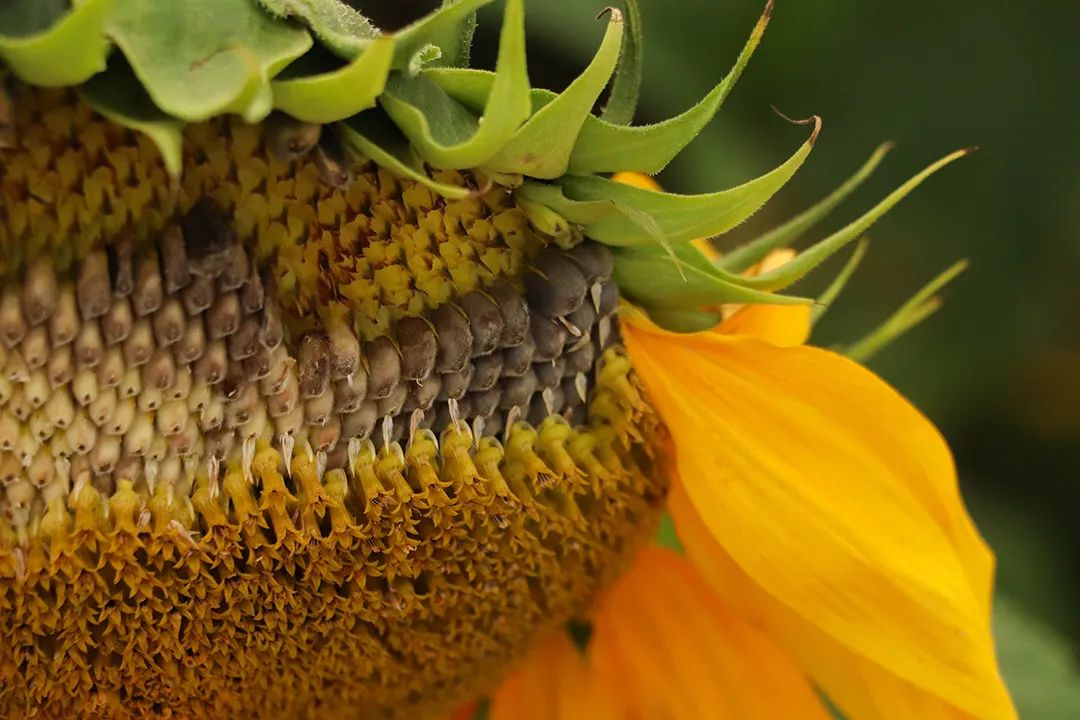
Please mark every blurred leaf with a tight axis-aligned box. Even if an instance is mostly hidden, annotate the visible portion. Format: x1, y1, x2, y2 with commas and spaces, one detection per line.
995, 595, 1080, 720
255, 0, 378, 58
0, 0, 113, 87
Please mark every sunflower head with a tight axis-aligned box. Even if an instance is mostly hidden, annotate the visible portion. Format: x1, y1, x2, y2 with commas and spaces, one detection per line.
0, 1, 973, 718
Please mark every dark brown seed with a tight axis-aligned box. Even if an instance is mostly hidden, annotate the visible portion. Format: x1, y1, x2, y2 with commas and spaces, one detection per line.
453, 394, 474, 421
242, 346, 274, 381
218, 246, 249, 292
175, 319, 207, 364
524, 250, 588, 318
597, 281, 619, 317
0, 288, 26, 348
500, 336, 535, 377
144, 349, 176, 391
530, 316, 567, 362
49, 285, 78, 348
565, 301, 597, 339
341, 402, 378, 441
376, 383, 407, 419
181, 197, 235, 278
565, 342, 596, 374
499, 370, 537, 410
77, 251, 112, 321
487, 281, 530, 347
159, 223, 191, 294
469, 352, 503, 392
566, 241, 615, 283
364, 336, 401, 401
241, 265, 265, 314
259, 293, 284, 350
152, 298, 186, 347
457, 291, 503, 357
111, 236, 135, 297
333, 377, 366, 415
206, 292, 241, 340
193, 341, 228, 385
122, 320, 154, 367
227, 316, 261, 360
327, 323, 360, 381
534, 359, 565, 390
265, 113, 322, 161
397, 316, 438, 382
470, 388, 501, 418
23, 258, 58, 326
131, 251, 164, 317
74, 321, 104, 369
182, 275, 215, 316
100, 298, 134, 345
403, 377, 441, 413
437, 365, 473, 401
430, 303, 473, 374
482, 412, 504, 438
297, 333, 331, 399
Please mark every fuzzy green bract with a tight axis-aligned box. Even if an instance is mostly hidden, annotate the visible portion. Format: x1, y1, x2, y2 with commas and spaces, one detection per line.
0, 0, 968, 331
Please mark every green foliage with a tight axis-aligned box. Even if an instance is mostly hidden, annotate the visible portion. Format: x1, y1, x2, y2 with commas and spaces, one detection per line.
599, 0, 644, 126
995, 596, 1080, 720
255, 0, 378, 58
0, 0, 112, 86
272, 37, 394, 123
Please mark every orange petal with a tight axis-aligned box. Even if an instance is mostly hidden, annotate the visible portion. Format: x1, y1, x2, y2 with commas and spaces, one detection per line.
670, 483, 997, 720
589, 546, 831, 720
716, 302, 811, 346
622, 317, 1012, 719
489, 632, 622, 720
611, 170, 662, 192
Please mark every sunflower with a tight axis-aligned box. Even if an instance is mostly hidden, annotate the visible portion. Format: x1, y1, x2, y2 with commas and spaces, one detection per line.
0, 1, 1014, 719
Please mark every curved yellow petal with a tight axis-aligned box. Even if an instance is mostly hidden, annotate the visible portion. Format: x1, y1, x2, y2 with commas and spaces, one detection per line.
589, 546, 831, 720
611, 170, 662, 192
716, 302, 810, 346
489, 632, 622, 720
670, 483, 1003, 720
622, 317, 1011, 719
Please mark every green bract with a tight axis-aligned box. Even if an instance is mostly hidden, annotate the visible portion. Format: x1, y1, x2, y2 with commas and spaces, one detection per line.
0, 0, 968, 330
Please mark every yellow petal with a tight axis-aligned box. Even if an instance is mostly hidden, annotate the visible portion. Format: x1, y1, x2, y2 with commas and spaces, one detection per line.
489, 632, 622, 720
716, 302, 811, 346
589, 546, 831, 720
670, 483, 1002, 720
622, 317, 1012, 719
611, 170, 662, 192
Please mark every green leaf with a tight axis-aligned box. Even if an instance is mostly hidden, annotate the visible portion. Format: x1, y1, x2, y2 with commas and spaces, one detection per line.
393, 0, 494, 74
483, 8, 624, 178
570, 0, 771, 175
558, 117, 819, 247
994, 595, 1080, 720
599, 0, 643, 126
0, 0, 113, 87
107, 0, 312, 123
743, 149, 970, 292
844, 259, 966, 362
613, 243, 812, 310
80, 57, 183, 176
721, 141, 894, 273
515, 182, 617, 226
254, 0, 379, 59
339, 110, 472, 199
811, 238, 869, 324
378, 0, 529, 169
427, 0, 480, 68
653, 512, 685, 552
272, 36, 394, 123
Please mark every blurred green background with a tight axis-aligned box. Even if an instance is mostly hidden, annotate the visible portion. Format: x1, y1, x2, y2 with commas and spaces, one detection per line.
371, 0, 1080, 715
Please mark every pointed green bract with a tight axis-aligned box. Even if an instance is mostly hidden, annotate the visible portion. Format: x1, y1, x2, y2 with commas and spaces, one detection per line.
569, 1, 771, 175
339, 111, 472, 199
272, 37, 394, 123
379, 0, 529, 169
108, 0, 311, 123
80, 59, 183, 176
515, 182, 617, 225
845, 259, 968, 362
0, 0, 113, 87
557, 119, 819, 247
483, 9, 624, 178
599, 0, 644, 126
255, 0, 379, 59
812, 238, 870, 324
741, 149, 970, 291
721, 142, 894, 273
613, 243, 812, 309
393, 0, 494, 74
